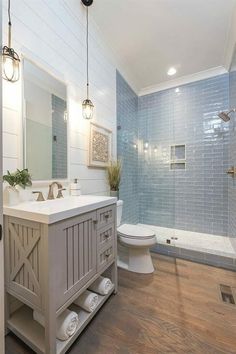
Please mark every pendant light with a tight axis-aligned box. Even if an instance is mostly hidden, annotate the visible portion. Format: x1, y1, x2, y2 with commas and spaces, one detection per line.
81, 0, 94, 119
2, 0, 20, 82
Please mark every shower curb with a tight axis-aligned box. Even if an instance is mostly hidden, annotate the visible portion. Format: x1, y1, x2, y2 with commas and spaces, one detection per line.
151, 243, 236, 271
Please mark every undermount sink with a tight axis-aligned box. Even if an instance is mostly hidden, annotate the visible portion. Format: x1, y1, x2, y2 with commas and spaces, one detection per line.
3, 195, 117, 224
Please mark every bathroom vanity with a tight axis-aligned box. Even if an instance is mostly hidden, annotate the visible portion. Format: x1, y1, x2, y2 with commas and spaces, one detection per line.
4, 195, 117, 354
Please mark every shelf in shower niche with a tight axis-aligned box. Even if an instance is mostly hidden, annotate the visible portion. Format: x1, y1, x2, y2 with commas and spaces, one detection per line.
170, 162, 186, 170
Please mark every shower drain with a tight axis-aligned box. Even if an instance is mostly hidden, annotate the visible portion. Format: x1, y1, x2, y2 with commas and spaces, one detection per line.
219, 284, 235, 305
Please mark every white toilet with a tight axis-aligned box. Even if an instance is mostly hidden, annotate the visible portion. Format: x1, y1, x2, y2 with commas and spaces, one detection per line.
117, 200, 156, 274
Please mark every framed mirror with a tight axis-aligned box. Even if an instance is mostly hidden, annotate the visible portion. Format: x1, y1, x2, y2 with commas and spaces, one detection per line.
23, 59, 68, 181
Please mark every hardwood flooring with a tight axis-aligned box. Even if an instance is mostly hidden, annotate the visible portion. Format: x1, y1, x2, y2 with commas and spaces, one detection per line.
5, 254, 236, 354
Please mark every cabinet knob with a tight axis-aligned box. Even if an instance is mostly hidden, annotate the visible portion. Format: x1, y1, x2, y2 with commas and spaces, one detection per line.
104, 213, 109, 219
93, 220, 98, 224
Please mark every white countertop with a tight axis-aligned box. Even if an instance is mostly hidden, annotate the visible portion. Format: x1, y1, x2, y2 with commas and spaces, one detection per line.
3, 195, 117, 224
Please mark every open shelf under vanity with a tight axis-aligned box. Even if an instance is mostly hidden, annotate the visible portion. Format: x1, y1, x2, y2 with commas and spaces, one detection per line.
7, 285, 115, 354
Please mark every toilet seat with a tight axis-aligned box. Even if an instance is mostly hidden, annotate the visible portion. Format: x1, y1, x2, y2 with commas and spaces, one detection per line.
117, 224, 156, 248
117, 224, 155, 240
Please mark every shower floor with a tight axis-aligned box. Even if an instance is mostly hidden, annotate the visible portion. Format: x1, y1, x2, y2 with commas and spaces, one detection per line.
138, 224, 236, 270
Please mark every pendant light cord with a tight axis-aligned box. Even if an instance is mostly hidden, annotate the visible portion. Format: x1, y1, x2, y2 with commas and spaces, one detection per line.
8, 0, 11, 25
8, 0, 12, 48
86, 6, 89, 99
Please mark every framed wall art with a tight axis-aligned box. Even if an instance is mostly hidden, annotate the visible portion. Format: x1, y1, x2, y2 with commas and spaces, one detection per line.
89, 123, 112, 168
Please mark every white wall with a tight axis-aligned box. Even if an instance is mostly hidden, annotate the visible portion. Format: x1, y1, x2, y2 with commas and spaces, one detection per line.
2, 0, 117, 196
224, 2, 236, 70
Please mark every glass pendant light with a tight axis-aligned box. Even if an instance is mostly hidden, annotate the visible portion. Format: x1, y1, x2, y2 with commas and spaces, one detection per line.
2, 0, 20, 82
82, 0, 94, 119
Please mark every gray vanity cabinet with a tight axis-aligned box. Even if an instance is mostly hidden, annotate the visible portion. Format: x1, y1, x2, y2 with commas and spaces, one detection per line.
4, 202, 117, 354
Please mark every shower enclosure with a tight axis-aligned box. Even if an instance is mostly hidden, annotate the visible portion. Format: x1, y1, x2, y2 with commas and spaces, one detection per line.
117, 48, 236, 270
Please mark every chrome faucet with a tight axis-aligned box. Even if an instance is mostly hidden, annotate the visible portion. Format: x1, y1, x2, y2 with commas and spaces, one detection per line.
47, 181, 65, 200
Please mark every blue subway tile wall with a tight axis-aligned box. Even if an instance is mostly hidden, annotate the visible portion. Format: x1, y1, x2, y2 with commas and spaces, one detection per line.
229, 68, 236, 249
138, 75, 229, 236
117, 71, 139, 224
117, 73, 230, 236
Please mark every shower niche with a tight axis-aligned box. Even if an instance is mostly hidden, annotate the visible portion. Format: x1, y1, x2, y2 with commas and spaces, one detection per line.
170, 144, 186, 170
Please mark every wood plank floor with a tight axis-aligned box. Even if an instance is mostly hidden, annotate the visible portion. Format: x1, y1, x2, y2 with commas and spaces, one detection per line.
5, 254, 236, 354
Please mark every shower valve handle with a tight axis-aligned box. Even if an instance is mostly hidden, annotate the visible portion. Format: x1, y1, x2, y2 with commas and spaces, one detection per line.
227, 167, 236, 176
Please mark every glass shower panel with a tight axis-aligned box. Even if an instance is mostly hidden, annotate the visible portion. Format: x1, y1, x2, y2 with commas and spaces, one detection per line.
228, 46, 236, 253
116, 72, 139, 225
138, 91, 175, 231
173, 76, 229, 252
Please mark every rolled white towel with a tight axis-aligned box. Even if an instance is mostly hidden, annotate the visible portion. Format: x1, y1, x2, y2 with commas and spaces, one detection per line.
74, 290, 99, 312
88, 276, 113, 295
33, 309, 79, 341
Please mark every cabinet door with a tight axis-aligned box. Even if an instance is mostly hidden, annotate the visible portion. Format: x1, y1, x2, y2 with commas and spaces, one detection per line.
50, 211, 97, 309
5, 217, 43, 309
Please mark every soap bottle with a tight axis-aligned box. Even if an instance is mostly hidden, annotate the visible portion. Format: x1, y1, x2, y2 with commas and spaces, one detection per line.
70, 178, 81, 196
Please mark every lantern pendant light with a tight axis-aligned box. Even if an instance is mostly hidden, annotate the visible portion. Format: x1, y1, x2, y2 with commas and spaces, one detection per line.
82, 0, 94, 119
2, 0, 20, 82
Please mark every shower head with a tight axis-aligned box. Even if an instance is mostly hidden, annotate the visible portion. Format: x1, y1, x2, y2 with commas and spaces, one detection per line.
218, 111, 231, 122
218, 108, 236, 122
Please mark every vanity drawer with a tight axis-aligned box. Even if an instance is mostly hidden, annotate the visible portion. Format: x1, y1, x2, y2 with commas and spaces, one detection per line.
97, 243, 115, 271
97, 224, 115, 250
97, 204, 116, 229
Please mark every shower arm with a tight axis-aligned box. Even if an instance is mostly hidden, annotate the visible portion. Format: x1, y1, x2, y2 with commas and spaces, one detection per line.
227, 108, 236, 115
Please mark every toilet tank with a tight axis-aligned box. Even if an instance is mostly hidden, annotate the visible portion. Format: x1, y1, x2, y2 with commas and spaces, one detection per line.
117, 200, 123, 227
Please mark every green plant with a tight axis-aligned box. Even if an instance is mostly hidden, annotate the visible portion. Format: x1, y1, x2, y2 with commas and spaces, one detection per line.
3, 169, 32, 189
106, 160, 122, 191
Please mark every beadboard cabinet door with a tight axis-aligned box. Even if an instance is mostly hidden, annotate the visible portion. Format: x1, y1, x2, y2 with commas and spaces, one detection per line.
4, 217, 43, 310
50, 211, 97, 309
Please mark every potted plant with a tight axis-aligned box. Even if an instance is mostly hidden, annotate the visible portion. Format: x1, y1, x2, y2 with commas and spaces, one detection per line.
3, 169, 32, 206
106, 160, 122, 199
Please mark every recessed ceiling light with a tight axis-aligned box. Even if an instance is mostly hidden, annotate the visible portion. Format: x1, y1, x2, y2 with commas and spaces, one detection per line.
167, 67, 177, 76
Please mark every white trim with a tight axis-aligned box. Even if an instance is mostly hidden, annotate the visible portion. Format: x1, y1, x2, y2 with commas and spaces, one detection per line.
139, 66, 228, 96
223, 3, 236, 71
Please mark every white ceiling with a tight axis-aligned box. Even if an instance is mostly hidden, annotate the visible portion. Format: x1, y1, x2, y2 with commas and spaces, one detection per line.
91, 0, 236, 93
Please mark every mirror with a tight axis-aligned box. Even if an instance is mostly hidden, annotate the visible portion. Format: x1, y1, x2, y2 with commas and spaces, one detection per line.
23, 59, 67, 180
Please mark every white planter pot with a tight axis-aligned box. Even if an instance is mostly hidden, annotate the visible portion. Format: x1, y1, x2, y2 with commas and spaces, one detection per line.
110, 190, 119, 199
18, 186, 32, 202
3, 186, 20, 206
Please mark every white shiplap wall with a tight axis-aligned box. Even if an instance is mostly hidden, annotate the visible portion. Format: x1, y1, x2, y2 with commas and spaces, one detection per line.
2, 0, 118, 196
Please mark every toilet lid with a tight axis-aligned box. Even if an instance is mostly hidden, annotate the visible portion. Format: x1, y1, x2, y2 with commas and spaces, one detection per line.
117, 224, 155, 239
